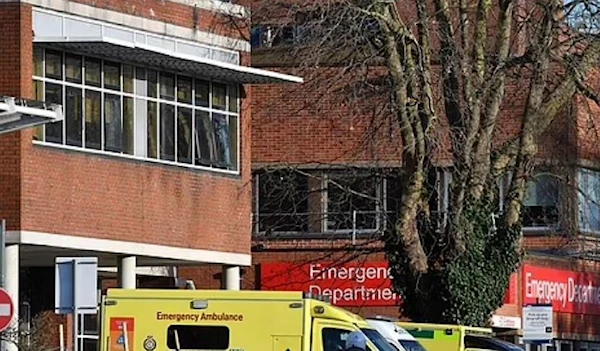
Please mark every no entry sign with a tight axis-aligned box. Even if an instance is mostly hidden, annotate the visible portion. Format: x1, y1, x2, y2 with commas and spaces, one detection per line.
0, 288, 14, 332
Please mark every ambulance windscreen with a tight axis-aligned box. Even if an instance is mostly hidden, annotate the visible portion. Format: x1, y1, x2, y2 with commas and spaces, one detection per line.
167, 325, 230, 350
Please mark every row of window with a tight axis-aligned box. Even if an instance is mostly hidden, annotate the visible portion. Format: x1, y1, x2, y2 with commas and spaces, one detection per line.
254, 170, 402, 234
33, 48, 240, 172
253, 168, 563, 236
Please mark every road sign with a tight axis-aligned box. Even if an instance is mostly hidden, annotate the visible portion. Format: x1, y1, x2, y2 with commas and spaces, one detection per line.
0, 288, 15, 332
522, 304, 554, 344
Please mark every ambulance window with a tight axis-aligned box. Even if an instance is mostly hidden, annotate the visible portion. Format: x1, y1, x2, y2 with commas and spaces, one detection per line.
167, 325, 229, 350
322, 328, 373, 351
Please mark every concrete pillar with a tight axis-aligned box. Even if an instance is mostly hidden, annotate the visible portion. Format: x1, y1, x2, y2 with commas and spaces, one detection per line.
222, 265, 240, 290
4, 245, 19, 351
117, 256, 136, 289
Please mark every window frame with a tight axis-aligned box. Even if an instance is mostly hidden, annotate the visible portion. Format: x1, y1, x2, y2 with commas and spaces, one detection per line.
578, 167, 600, 234
521, 170, 560, 231
253, 170, 388, 237
32, 48, 241, 175
324, 171, 385, 234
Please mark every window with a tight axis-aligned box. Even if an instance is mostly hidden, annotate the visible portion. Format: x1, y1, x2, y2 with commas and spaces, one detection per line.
326, 172, 381, 231
523, 172, 559, 228
579, 168, 600, 232
360, 329, 397, 351
254, 169, 393, 236
77, 311, 98, 351
32, 48, 240, 172
166, 325, 229, 350
464, 335, 523, 351
256, 170, 310, 233
322, 328, 354, 351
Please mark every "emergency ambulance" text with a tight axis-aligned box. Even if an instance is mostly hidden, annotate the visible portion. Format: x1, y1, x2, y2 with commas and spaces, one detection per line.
156, 312, 244, 322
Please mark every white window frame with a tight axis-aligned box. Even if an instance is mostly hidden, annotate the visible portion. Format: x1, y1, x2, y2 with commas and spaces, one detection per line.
32, 47, 241, 175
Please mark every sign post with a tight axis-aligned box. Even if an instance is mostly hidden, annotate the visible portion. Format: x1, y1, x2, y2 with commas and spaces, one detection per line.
522, 304, 554, 345
55, 257, 98, 351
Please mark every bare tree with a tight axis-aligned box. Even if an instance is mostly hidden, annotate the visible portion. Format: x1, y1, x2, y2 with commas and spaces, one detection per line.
240, 0, 600, 325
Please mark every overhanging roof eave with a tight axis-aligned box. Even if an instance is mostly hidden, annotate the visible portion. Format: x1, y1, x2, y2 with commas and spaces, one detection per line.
35, 37, 304, 85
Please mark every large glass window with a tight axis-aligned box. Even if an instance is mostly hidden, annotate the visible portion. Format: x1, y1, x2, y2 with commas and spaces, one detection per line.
32, 48, 240, 172
254, 170, 389, 236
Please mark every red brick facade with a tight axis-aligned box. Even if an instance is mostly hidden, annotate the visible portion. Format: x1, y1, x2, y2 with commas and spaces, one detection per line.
0, 1, 252, 254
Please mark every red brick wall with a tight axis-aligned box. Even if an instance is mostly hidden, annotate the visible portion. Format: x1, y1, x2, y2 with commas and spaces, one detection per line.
0, 3, 33, 230
251, 67, 404, 166
18, 94, 252, 253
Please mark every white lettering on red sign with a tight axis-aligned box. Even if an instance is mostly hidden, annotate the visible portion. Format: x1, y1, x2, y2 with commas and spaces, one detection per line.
309, 264, 391, 284
523, 265, 600, 314
525, 272, 600, 307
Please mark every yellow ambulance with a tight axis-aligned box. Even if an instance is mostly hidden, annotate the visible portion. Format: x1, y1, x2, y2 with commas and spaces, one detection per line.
98, 289, 396, 351
396, 322, 523, 351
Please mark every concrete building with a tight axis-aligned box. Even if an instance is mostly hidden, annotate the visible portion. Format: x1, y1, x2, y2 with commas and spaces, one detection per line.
0, 0, 300, 349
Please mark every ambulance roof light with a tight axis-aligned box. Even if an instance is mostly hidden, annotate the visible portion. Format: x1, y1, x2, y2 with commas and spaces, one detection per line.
368, 315, 396, 322
303, 292, 332, 303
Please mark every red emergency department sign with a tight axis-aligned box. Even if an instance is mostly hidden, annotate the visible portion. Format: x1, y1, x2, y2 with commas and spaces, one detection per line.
260, 262, 400, 307
260, 261, 518, 308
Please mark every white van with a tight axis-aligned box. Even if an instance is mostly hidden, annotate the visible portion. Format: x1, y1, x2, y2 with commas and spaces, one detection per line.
366, 317, 428, 351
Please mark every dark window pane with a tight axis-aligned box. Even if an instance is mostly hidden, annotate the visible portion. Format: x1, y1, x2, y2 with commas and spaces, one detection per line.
65, 54, 82, 83
228, 84, 239, 113
166, 325, 229, 350
81, 338, 97, 351
123, 65, 134, 93
65, 87, 83, 147
322, 328, 353, 351
85, 90, 102, 150
194, 111, 215, 166
229, 115, 238, 170
135, 67, 146, 94
104, 61, 120, 90
85, 58, 101, 87
147, 102, 158, 158
195, 80, 209, 107
327, 173, 379, 231
148, 70, 158, 98
45, 83, 63, 143
160, 104, 175, 161
177, 76, 192, 104
177, 108, 192, 164
45, 50, 62, 80
523, 173, 559, 227
258, 170, 309, 233
123, 97, 134, 155
160, 73, 175, 101
212, 113, 230, 168
33, 47, 43, 76
104, 94, 122, 152
212, 83, 227, 110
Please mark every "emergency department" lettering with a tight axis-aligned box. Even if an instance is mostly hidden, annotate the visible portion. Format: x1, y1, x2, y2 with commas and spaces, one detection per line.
156, 312, 244, 322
